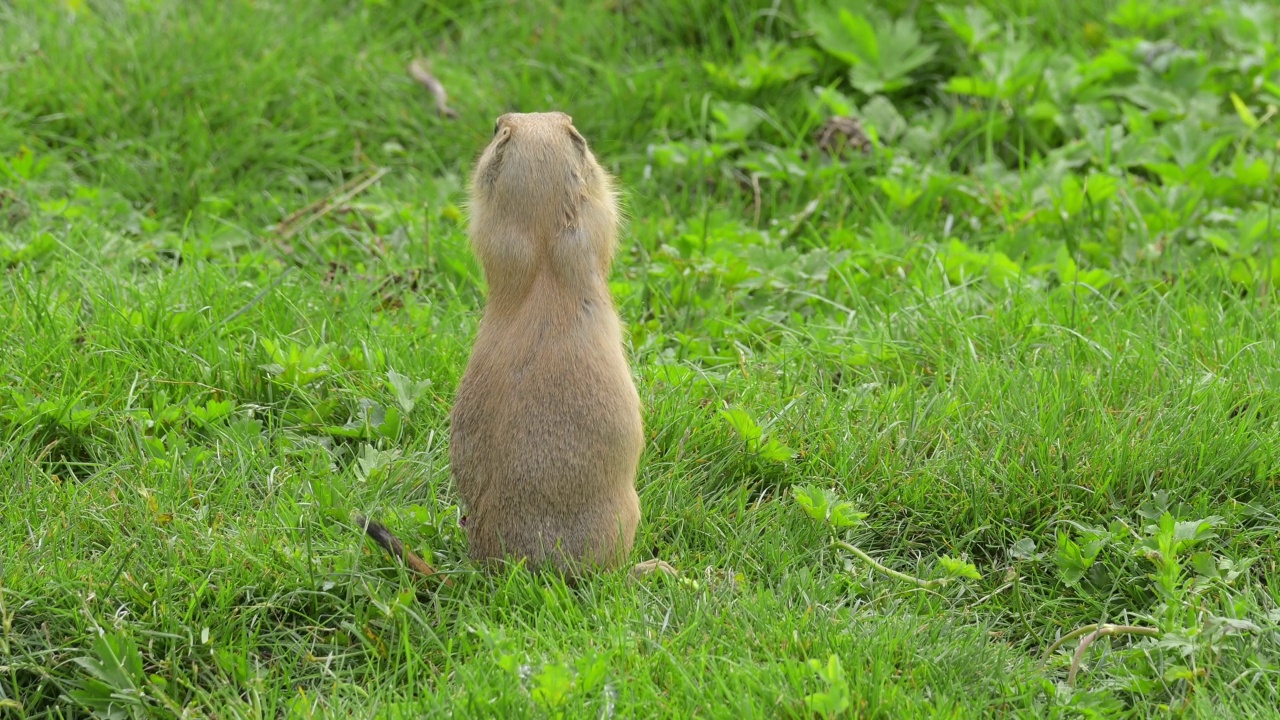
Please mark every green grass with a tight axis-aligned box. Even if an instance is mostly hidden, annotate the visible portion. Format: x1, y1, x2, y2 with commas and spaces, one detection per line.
2, 0, 1279, 717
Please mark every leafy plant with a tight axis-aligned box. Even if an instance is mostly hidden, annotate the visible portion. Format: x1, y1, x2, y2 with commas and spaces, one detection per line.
804, 1, 937, 94
721, 406, 794, 462
1045, 498, 1269, 703
803, 654, 851, 718
352, 443, 401, 484
792, 484, 980, 588
938, 4, 997, 54
67, 632, 179, 718
323, 398, 403, 441
1052, 525, 1108, 587
386, 368, 431, 416
187, 398, 234, 428
260, 338, 333, 388
703, 40, 817, 92
792, 485, 867, 529
474, 628, 613, 718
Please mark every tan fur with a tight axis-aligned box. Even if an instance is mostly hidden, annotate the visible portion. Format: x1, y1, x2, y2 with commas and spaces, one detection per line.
450, 112, 644, 577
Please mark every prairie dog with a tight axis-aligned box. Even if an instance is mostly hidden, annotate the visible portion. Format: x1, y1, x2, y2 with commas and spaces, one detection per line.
449, 111, 645, 577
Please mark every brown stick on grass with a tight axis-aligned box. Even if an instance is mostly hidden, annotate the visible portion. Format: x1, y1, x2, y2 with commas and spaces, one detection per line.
408, 59, 459, 119
354, 514, 452, 586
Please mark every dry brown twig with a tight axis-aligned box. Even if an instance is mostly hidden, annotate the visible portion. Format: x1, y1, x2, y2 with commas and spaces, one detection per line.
355, 514, 454, 587
408, 59, 459, 119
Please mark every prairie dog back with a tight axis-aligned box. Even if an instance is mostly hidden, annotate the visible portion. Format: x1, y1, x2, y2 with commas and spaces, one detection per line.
450, 111, 644, 577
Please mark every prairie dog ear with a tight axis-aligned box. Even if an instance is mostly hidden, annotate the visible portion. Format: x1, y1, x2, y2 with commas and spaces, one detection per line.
567, 126, 588, 155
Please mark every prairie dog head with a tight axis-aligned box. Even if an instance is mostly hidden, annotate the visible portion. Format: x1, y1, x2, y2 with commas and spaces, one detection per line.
468, 112, 620, 295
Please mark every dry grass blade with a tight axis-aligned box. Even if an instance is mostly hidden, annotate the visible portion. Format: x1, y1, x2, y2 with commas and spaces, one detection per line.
272, 167, 390, 241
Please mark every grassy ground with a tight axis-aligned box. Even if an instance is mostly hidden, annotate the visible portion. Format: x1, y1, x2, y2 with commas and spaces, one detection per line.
2, 0, 1279, 717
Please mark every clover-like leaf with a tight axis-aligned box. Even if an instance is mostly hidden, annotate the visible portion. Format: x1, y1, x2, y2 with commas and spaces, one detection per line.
1009, 538, 1037, 561
710, 101, 765, 142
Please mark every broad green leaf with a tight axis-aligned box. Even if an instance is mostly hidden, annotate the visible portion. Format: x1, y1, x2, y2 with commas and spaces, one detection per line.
720, 407, 763, 443
876, 177, 922, 209
69, 633, 147, 716
530, 662, 574, 710
575, 653, 609, 695
1173, 516, 1221, 546
1108, 0, 1191, 30
354, 443, 400, 482
985, 251, 1023, 286
1084, 173, 1118, 203
1189, 551, 1219, 579
938, 555, 982, 580
1163, 664, 1198, 683
812, 86, 857, 117
1052, 531, 1100, 586
1056, 174, 1085, 218
1141, 489, 1172, 517
1233, 155, 1270, 187
189, 398, 233, 426
860, 95, 906, 141
805, 4, 874, 66
80, 633, 144, 691
704, 41, 817, 91
1207, 616, 1261, 635
804, 655, 851, 715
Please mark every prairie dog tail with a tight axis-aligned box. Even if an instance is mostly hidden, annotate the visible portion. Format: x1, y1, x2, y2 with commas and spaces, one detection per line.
354, 514, 450, 584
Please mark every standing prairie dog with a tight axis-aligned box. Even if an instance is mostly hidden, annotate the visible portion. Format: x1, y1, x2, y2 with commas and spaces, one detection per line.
450, 111, 652, 578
